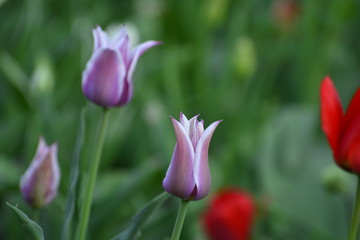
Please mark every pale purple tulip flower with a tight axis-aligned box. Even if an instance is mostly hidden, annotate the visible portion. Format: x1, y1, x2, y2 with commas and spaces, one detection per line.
82, 25, 161, 107
163, 113, 222, 201
20, 137, 60, 208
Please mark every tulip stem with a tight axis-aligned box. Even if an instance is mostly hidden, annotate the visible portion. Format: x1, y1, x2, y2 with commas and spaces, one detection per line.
75, 108, 110, 240
170, 199, 190, 240
32, 208, 40, 223
349, 177, 360, 240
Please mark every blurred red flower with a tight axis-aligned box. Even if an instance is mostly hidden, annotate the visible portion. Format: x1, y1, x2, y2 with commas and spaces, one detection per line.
273, 0, 300, 31
320, 76, 360, 174
202, 189, 255, 240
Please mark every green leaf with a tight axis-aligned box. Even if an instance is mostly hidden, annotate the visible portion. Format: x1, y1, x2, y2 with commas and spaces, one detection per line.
0, 51, 31, 107
0, 156, 21, 191
110, 192, 169, 240
6, 203, 45, 240
61, 107, 87, 240
258, 106, 347, 239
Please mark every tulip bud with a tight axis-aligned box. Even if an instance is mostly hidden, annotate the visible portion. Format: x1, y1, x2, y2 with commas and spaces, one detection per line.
82, 25, 161, 108
202, 188, 255, 240
20, 137, 60, 208
163, 113, 221, 201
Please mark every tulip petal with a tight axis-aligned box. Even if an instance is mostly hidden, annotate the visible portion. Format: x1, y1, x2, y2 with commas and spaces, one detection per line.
320, 76, 343, 159
44, 144, 60, 205
339, 88, 360, 172
189, 115, 200, 149
92, 26, 109, 51
82, 49, 126, 107
197, 120, 205, 136
113, 41, 160, 106
127, 41, 162, 83
163, 117, 195, 199
111, 26, 130, 64
35, 137, 47, 158
193, 120, 222, 200
20, 140, 60, 208
180, 113, 190, 133
115, 76, 133, 106
110, 26, 127, 47
20, 139, 48, 206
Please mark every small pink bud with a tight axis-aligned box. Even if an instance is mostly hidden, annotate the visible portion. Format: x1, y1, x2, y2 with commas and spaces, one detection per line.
20, 137, 60, 208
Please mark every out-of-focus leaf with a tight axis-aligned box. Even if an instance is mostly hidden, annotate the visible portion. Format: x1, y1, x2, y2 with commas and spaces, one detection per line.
110, 192, 169, 240
61, 107, 87, 240
6, 203, 44, 240
0, 52, 28, 95
0, 0, 6, 7
0, 156, 21, 191
258, 106, 348, 239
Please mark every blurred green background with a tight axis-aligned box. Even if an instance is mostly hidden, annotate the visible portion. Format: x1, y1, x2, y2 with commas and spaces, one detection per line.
1, 0, 360, 239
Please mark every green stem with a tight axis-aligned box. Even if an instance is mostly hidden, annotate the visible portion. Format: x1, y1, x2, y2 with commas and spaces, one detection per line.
32, 208, 40, 223
75, 108, 110, 240
349, 177, 360, 240
170, 200, 190, 240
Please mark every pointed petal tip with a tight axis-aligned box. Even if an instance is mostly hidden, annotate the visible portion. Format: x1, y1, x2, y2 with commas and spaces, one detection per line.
179, 112, 188, 121
323, 75, 332, 81
142, 41, 163, 49
321, 76, 336, 90
211, 120, 223, 127
210, 120, 223, 131
146, 41, 163, 47
170, 116, 181, 125
38, 136, 46, 145
50, 142, 58, 152
93, 25, 102, 33
189, 114, 200, 122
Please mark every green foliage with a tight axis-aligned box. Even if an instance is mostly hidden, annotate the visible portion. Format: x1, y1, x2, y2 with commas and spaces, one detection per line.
1, 0, 360, 239
111, 192, 169, 240
6, 203, 44, 240
61, 108, 87, 240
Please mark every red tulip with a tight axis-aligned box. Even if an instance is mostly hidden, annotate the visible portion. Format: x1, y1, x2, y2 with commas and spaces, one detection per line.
320, 76, 360, 174
202, 189, 255, 240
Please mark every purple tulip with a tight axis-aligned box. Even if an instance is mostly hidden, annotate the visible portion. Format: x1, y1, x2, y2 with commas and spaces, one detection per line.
163, 113, 222, 201
82, 25, 161, 107
20, 137, 60, 208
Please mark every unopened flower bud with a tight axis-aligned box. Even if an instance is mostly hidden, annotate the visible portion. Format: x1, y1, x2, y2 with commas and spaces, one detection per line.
163, 113, 221, 201
20, 137, 60, 208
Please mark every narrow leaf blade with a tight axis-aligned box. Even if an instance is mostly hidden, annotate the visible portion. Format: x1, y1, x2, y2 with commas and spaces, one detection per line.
111, 192, 169, 240
6, 202, 45, 240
